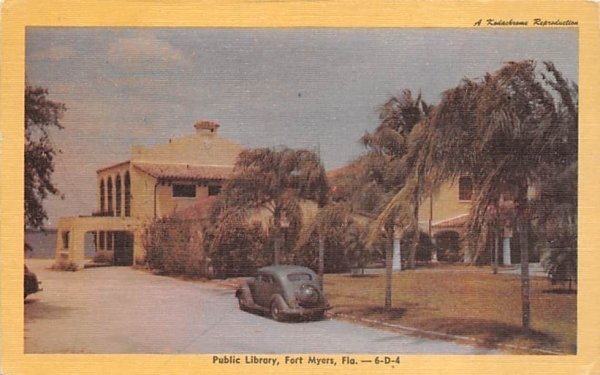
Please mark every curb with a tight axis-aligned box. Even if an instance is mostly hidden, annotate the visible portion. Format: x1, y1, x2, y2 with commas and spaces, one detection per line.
329, 312, 566, 355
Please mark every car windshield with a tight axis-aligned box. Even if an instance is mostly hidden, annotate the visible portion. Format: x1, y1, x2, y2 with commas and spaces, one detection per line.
287, 272, 312, 282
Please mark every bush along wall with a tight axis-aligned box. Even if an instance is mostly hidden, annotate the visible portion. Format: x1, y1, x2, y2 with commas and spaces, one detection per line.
142, 217, 210, 278
204, 213, 268, 279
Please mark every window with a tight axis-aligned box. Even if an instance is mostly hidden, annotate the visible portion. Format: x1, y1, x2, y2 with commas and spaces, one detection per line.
106, 231, 114, 251
99, 231, 105, 250
62, 231, 70, 249
124, 172, 131, 217
208, 185, 221, 196
115, 174, 122, 216
287, 273, 312, 282
107, 177, 113, 213
99, 179, 105, 212
172, 184, 196, 198
458, 176, 473, 201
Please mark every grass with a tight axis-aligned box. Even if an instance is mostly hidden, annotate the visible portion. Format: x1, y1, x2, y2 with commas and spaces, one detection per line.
323, 265, 576, 354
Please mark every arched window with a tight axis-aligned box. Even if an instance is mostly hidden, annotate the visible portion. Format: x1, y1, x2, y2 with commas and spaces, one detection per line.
107, 177, 113, 214
124, 171, 131, 217
99, 179, 105, 212
115, 174, 122, 216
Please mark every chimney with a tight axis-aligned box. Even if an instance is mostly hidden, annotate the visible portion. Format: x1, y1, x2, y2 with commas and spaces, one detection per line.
194, 120, 220, 136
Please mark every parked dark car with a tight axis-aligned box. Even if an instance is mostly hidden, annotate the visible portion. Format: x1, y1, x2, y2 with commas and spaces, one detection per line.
235, 265, 330, 321
24, 265, 42, 299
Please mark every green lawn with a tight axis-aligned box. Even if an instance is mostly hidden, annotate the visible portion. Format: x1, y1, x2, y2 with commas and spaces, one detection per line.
323, 265, 576, 354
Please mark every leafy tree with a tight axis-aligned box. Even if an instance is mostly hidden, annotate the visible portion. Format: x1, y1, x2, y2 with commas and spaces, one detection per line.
204, 210, 268, 278
213, 147, 329, 265
375, 60, 577, 331
25, 85, 66, 229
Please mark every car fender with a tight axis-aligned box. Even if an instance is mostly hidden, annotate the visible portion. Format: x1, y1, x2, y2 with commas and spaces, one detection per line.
270, 293, 289, 311
236, 284, 253, 301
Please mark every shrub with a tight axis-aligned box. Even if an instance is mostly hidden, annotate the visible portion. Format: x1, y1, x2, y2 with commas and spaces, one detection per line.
51, 260, 79, 271
433, 231, 462, 262
400, 230, 436, 262
293, 204, 369, 273
93, 250, 113, 264
205, 212, 267, 278
142, 217, 210, 278
542, 247, 577, 290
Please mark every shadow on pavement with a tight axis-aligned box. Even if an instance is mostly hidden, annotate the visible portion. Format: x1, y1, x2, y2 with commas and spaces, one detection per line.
25, 299, 74, 322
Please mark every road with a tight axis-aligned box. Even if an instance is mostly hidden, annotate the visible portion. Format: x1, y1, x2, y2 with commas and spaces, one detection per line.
25, 259, 500, 354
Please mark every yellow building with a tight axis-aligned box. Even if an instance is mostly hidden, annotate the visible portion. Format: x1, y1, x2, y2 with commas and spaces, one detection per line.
55, 121, 243, 267
419, 176, 526, 265
418, 177, 474, 262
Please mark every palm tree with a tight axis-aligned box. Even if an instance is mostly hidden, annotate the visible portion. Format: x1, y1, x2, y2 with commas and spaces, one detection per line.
361, 90, 432, 269
374, 60, 577, 331
216, 147, 329, 265
294, 202, 371, 280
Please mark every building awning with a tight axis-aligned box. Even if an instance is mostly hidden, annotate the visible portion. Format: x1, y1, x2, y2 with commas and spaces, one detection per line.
133, 162, 234, 182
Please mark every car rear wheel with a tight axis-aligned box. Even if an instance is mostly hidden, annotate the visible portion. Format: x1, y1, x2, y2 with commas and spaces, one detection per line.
271, 300, 284, 322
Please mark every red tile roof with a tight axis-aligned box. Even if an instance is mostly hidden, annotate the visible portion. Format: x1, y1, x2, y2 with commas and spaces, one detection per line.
96, 160, 131, 173
133, 162, 233, 181
432, 214, 469, 229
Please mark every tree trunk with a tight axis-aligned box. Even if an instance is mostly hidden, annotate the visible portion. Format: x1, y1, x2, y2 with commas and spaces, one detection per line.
318, 235, 325, 289
492, 226, 499, 274
407, 198, 419, 269
273, 236, 280, 265
273, 207, 281, 265
518, 216, 531, 333
384, 228, 393, 311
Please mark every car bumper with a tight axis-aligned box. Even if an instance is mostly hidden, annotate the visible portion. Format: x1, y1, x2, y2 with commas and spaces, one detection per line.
280, 304, 331, 317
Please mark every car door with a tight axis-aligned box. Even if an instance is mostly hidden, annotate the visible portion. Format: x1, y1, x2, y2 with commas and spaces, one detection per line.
251, 273, 271, 307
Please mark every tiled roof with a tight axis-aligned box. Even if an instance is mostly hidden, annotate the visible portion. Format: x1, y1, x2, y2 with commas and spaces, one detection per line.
96, 160, 131, 173
432, 213, 469, 229
133, 162, 234, 181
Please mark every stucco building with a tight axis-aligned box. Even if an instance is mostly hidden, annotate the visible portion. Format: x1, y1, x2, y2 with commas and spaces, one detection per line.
55, 121, 243, 267
418, 176, 527, 265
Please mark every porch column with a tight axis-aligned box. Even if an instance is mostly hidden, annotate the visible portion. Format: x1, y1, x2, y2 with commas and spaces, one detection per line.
503, 224, 513, 265
69, 228, 87, 267
431, 237, 438, 263
392, 238, 401, 271
503, 238, 511, 265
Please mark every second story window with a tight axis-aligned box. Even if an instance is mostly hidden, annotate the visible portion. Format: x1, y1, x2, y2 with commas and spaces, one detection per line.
172, 184, 196, 198
100, 179, 105, 212
124, 172, 131, 217
459, 176, 473, 201
115, 174, 122, 216
107, 177, 113, 213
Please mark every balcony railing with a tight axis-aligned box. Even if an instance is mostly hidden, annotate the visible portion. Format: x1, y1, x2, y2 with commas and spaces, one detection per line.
91, 210, 114, 217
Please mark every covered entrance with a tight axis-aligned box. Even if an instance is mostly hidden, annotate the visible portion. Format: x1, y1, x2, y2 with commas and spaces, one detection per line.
55, 216, 139, 269
114, 231, 134, 266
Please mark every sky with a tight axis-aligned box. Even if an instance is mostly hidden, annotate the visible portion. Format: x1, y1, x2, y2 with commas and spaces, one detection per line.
25, 28, 578, 227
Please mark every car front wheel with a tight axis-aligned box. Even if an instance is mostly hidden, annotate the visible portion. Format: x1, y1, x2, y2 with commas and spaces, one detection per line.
270, 300, 284, 322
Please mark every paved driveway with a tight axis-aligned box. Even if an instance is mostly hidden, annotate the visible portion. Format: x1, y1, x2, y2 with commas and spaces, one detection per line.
25, 259, 500, 354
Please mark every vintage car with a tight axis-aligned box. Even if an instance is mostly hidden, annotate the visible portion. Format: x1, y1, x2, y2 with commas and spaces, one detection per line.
24, 265, 42, 299
235, 265, 330, 321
